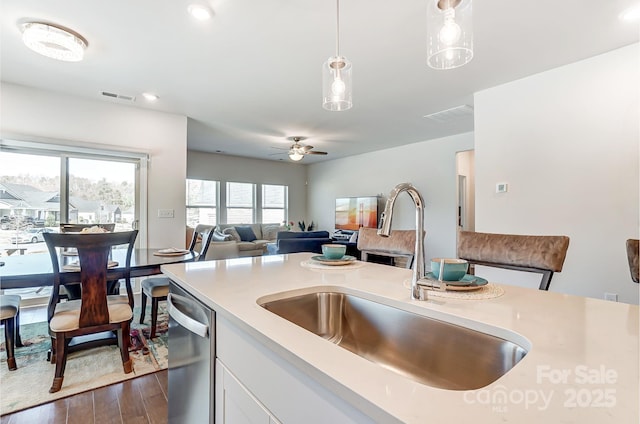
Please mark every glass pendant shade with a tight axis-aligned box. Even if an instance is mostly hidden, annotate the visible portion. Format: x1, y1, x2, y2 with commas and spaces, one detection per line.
322, 56, 353, 111
427, 0, 473, 70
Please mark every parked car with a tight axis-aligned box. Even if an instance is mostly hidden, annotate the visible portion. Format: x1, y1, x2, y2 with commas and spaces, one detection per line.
0, 216, 46, 230
9, 228, 55, 244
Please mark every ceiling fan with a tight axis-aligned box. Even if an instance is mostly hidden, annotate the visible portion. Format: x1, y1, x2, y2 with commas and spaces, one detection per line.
271, 136, 328, 161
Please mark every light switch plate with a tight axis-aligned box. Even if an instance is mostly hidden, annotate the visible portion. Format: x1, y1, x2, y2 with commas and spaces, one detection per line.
157, 209, 174, 218
496, 183, 508, 193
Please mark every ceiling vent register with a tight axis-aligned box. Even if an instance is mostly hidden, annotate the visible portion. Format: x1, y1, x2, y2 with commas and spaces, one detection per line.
423, 104, 473, 123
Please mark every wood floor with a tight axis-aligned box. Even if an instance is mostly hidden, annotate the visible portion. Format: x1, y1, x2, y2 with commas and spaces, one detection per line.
0, 370, 168, 424
1, 304, 168, 424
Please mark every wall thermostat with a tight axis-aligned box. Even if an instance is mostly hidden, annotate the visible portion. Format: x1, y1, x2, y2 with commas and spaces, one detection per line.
496, 183, 508, 193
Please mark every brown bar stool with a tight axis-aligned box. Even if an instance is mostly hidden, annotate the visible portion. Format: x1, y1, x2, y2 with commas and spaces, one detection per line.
626, 239, 639, 283
1, 294, 24, 371
139, 224, 215, 338
457, 230, 570, 291
357, 227, 420, 269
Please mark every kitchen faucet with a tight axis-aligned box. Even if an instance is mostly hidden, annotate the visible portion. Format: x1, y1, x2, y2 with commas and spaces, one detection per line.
378, 182, 429, 300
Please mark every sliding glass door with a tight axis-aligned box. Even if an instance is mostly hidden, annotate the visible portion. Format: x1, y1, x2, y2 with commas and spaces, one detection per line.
0, 141, 147, 303
67, 157, 137, 231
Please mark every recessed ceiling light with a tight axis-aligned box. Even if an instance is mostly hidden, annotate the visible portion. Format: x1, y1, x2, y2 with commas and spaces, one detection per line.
142, 92, 159, 101
188, 4, 212, 20
620, 4, 640, 21
21, 22, 87, 62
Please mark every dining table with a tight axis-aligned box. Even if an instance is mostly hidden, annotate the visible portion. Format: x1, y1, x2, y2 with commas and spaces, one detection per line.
0, 248, 198, 290
0, 247, 199, 353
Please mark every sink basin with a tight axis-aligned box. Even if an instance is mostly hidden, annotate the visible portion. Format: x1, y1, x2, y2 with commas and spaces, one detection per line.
260, 291, 528, 390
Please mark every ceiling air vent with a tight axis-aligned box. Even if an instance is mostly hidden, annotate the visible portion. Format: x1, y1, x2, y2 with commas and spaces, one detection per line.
101, 91, 136, 102
423, 104, 473, 123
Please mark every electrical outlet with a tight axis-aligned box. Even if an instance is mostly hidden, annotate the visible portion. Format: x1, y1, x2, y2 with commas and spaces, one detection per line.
157, 209, 174, 218
604, 292, 618, 302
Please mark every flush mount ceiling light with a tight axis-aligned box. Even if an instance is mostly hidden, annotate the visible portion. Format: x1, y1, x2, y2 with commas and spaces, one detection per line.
142, 92, 159, 101
21, 22, 87, 62
188, 4, 213, 20
322, 0, 353, 111
427, 0, 473, 70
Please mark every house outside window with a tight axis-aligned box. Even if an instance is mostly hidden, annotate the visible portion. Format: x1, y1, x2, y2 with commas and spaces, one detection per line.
262, 184, 287, 224
226, 182, 255, 223
186, 179, 218, 227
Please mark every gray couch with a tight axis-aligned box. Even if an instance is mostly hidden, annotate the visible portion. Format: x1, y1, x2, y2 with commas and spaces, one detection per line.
212, 223, 286, 257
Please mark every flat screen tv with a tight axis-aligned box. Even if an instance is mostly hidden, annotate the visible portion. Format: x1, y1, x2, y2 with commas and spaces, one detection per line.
335, 196, 378, 231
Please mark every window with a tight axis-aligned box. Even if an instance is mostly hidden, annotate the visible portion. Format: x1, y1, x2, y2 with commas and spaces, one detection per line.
226, 182, 255, 223
0, 140, 147, 303
262, 184, 287, 224
186, 179, 218, 227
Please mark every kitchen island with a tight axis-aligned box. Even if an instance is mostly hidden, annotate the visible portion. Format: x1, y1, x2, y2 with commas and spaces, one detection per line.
161, 253, 638, 423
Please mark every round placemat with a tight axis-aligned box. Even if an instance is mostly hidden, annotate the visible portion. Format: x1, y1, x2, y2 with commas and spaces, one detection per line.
301, 259, 365, 271
403, 279, 505, 300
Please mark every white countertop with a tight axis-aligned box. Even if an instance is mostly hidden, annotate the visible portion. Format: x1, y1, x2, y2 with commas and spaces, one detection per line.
161, 253, 639, 423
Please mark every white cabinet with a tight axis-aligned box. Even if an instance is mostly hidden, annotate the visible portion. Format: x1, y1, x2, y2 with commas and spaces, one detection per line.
215, 359, 281, 424
216, 316, 376, 424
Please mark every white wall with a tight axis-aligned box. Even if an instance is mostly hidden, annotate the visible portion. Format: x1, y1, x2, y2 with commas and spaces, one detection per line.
1, 82, 188, 249
308, 132, 474, 260
187, 151, 308, 223
474, 44, 639, 304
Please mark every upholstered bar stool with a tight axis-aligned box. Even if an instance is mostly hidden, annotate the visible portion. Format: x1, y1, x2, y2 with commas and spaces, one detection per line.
457, 230, 570, 291
626, 239, 639, 283
1, 294, 24, 371
357, 227, 419, 269
140, 224, 214, 338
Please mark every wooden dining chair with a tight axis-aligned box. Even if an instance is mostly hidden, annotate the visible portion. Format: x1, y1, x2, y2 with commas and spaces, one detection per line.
626, 239, 639, 283
59, 223, 116, 233
139, 224, 214, 338
357, 227, 419, 269
457, 230, 570, 291
43, 230, 138, 393
0, 294, 24, 371
59, 223, 117, 300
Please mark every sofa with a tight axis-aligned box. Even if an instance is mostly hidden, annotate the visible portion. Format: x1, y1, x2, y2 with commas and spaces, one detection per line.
266, 230, 332, 255
211, 223, 286, 257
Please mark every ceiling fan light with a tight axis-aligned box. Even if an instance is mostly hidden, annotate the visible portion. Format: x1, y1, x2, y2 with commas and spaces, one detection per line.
21, 22, 87, 62
289, 151, 304, 161
427, 0, 473, 70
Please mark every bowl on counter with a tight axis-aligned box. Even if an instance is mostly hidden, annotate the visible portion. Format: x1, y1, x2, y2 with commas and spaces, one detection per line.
322, 244, 347, 260
430, 258, 469, 281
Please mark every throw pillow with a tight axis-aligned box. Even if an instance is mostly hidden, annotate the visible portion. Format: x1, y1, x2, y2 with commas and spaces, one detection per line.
235, 226, 257, 242
212, 230, 231, 242
262, 224, 287, 241
222, 227, 241, 242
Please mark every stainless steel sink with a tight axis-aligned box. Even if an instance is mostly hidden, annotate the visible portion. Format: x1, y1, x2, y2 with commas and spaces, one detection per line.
260, 291, 528, 390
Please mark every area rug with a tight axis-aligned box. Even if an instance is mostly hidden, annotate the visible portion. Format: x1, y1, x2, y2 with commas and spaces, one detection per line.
0, 307, 168, 416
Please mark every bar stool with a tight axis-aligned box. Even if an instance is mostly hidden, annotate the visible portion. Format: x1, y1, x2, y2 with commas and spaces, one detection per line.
457, 230, 570, 291
357, 227, 419, 269
139, 224, 215, 338
626, 239, 639, 283
1, 295, 23, 371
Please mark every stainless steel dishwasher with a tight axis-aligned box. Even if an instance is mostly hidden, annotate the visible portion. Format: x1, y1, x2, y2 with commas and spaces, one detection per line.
168, 282, 215, 424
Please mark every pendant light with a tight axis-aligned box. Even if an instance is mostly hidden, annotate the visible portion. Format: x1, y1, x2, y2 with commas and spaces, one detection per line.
427, 0, 473, 70
322, 0, 352, 111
